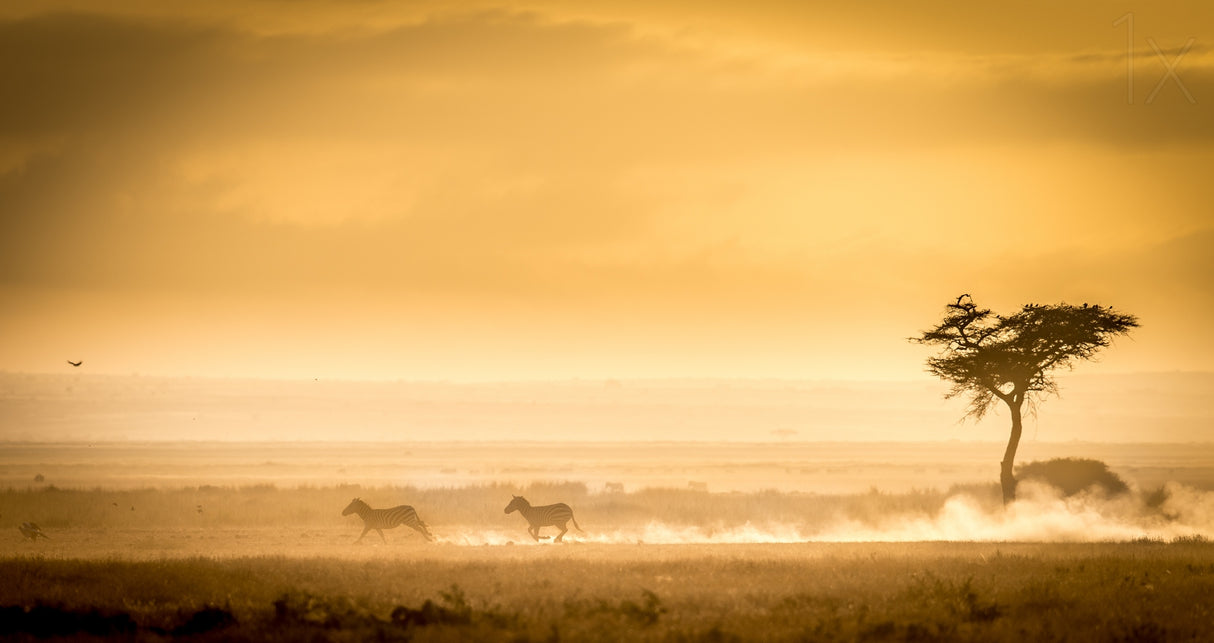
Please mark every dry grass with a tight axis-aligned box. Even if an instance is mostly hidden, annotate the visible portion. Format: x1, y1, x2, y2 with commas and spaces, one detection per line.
3, 484, 1212, 639
2, 541, 1213, 641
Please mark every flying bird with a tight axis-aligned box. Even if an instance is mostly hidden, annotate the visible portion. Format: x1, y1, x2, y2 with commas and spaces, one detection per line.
67, 360, 82, 367
19, 522, 49, 541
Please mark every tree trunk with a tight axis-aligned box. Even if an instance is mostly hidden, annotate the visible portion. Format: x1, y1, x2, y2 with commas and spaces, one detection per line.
1000, 400, 1024, 505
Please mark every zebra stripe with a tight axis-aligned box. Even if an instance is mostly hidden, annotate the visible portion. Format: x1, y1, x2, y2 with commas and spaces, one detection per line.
342, 498, 435, 543
504, 495, 583, 542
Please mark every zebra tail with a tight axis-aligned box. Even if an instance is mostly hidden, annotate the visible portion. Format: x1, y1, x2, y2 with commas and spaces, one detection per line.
571, 515, 584, 532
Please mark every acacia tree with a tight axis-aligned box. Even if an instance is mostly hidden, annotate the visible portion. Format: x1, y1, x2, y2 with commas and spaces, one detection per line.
914, 295, 1139, 504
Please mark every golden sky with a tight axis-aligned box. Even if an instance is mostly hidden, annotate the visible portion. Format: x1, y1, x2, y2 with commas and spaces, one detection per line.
1, 1, 1211, 381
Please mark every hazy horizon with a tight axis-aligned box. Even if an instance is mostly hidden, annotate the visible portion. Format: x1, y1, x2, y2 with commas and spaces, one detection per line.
3, 370, 1210, 443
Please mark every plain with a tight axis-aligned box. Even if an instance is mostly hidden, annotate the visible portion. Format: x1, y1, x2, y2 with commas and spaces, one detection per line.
4, 541, 1214, 641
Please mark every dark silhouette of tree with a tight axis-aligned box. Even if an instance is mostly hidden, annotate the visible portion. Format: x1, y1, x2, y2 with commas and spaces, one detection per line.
1016, 457, 1129, 497
913, 295, 1139, 504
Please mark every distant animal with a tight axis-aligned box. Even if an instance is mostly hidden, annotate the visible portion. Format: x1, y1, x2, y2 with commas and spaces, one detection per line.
19, 522, 49, 541
67, 360, 82, 367
504, 495, 583, 543
341, 498, 434, 543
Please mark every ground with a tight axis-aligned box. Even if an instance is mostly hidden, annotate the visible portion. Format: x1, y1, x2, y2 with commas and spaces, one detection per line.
3, 441, 1212, 640
3, 534, 1213, 641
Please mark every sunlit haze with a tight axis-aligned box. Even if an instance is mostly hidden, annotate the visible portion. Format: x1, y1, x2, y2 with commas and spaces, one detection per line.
3, 7, 1214, 638
2, 1, 1211, 384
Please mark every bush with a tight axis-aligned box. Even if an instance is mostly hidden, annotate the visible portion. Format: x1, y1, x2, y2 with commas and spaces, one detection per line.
1016, 458, 1129, 497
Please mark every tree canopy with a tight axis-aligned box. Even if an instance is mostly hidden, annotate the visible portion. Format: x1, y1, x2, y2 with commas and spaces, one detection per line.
916, 295, 1140, 420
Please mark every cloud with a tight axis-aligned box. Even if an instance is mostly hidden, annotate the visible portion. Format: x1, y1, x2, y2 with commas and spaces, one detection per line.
4, 9, 1211, 157
0, 6, 1211, 378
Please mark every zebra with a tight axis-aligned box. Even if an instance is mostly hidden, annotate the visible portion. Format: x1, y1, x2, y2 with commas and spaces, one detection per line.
341, 498, 434, 543
504, 495, 583, 542
19, 522, 49, 541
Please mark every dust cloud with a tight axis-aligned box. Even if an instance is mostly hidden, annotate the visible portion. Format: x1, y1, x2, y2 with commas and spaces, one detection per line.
435, 523, 815, 546
443, 482, 1213, 546
813, 482, 1212, 543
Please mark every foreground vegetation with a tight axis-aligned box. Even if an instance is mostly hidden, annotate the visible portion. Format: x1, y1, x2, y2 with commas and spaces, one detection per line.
3, 541, 1213, 641
4, 483, 1212, 640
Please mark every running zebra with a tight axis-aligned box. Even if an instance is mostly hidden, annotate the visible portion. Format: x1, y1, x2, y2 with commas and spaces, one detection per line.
19, 522, 49, 541
341, 498, 435, 543
504, 495, 583, 542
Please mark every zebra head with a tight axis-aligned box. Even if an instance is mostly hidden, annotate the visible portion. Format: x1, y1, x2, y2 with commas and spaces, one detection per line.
504, 495, 529, 514
342, 498, 365, 516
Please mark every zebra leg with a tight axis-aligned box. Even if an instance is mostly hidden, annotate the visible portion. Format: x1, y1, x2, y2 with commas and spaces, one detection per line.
356, 526, 371, 543
555, 522, 568, 543
377, 529, 387, 543
414, 522, 435, 542
528, 525, 541, 541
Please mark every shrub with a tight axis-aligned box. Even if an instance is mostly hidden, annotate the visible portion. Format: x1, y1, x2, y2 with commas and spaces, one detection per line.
1016, 458, 1129, 497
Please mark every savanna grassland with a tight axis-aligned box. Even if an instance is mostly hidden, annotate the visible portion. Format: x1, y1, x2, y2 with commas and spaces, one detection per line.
4, 539, 1214, 641
4, 478, 1214, 641
4, 441, 1214, 640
